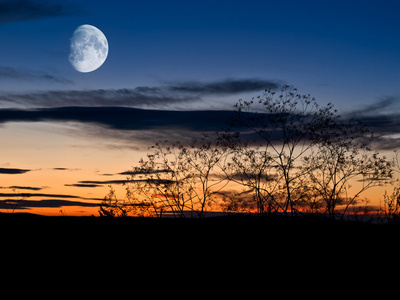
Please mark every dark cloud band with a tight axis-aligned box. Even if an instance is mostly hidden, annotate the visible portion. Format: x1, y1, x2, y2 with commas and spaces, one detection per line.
0, 168, 30, 174
0, 106, 237, 132
4, 186, 43, 191
0, 199, 98, 209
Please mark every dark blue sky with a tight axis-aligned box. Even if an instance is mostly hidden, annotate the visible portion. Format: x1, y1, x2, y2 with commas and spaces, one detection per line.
0, 0, 399, 111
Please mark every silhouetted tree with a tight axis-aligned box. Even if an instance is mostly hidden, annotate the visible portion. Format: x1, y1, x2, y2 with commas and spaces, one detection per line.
104, 85, 392, 220
379, 151, 400, 223
124, 136, 229, 218
222, 85, 393, 217
2, 189, 29, 213
124, 142, 192, 218
99, 186, 133, 217
184, 136, 230, 217
219, 133, 283, 215
229, 85, 339, 215
381, 187, 400, 223
305, 118, 392, 218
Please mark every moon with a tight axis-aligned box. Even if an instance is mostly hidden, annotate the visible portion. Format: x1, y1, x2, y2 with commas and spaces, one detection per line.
69, 25, 108, 73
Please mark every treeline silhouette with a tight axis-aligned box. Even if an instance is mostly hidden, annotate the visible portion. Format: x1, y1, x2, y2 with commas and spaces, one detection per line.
99, 86, 398, 222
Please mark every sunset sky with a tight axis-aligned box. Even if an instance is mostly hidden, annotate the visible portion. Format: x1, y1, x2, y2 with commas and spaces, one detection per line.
0, 0, 400, 215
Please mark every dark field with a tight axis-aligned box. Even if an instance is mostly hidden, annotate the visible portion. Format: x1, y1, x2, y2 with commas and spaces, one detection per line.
2, 213, 398, 245
2, 213, 399, 272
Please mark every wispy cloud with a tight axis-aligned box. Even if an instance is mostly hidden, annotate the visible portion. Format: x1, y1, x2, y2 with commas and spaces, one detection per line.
72, 180, 132, 186
344, 96, 400, 150
66, 177, 177, 188
64, 169, 175, 188
0, 88, 197, 109
52, 167, 81, 171
118, 169, 171, 176
0, 0, 80, 24
346, 96, 399, 116
0, 78, 278, 108
0, 66, 73, 84
65, 183, 103, 188
166, 79, 279, 95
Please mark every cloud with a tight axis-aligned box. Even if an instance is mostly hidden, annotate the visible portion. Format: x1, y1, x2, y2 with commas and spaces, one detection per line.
0, 0, 80, 24
0, 192, 101, 201
352, 115, 400, 150
74, 180, 132, 186
65, 169, 175, 188
347, 96, 399, 116
0, 167, 30, 174
0, 105, 312, 147
6, 81, 399, 151
2, 186, 43, 191
118, 169, 172, 176
0, 199, 98, 209
0, 192, 78, 199
65, 183, 103, 188
0, 78, 278, 108
0, 106, 238, 132
52, 167, 81, 171
0, 66, 73, 84
66, 178, 176, 188
344, 96, 400, 150
166, 79, 279, 95
0, 88, 197, 109
2, 98, 399, 151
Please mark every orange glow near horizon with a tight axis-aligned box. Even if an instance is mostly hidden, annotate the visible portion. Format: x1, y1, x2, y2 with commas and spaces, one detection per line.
0, 121, 142, 216
0, 121, 397, 217
0, 184, 391, 217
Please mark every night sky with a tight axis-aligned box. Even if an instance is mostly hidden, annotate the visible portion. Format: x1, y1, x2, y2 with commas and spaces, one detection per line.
0, 0, 399, 215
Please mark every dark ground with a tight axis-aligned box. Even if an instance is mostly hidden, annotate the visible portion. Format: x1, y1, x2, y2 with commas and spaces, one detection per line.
1, 212, 398, 245
1, 213, 398, 274
2, 213, 391, 294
